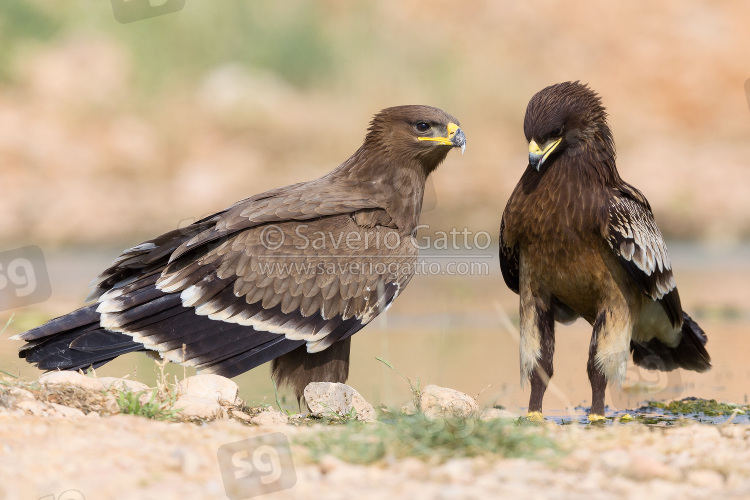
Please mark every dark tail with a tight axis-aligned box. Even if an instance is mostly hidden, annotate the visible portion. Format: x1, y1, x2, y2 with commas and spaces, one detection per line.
14, 304, 145, 371
11, 216, 311, 376
631, 312, 711, 372
12, 293, 310, 378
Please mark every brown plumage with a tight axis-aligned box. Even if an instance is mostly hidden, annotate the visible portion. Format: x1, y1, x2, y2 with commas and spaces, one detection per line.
12, 105, 466, 401
499, 82, 710, 418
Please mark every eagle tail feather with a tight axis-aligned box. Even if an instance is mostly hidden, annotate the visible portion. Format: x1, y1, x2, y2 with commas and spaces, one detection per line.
13, 304, 101, 342
16, 304, 144, 371
630, 312, 711, 373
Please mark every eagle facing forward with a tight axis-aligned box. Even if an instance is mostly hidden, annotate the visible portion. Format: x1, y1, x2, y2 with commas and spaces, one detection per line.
499, 82, 710, 419
13, 105, 466, 402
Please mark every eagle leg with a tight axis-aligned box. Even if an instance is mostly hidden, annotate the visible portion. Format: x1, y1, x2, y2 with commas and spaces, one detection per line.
271, 337, 351, 407
587, 312, 608, 418
526, 299, 555, 414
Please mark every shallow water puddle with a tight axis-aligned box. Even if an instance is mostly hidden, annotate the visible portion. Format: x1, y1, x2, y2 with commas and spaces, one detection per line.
540, 398, 750, 426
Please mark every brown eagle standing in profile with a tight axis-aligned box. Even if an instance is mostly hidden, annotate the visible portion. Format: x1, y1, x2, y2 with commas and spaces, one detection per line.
12, 105, 466, 401
499, 82, 710, 419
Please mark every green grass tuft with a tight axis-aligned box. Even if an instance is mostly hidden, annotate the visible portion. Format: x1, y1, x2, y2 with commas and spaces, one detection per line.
115, 389, 182, 421
296, 414, 556, 465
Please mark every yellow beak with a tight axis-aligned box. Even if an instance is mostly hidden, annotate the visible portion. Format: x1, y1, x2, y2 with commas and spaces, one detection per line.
418, 122, 467, 153
528, 137, 562, 171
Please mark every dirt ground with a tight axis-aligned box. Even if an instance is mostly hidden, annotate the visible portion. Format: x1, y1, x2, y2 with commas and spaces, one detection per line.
2, 411, 749, 500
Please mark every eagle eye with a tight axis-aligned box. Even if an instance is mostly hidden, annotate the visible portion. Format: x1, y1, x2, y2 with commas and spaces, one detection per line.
415, 122, 430, 133
551, 126, 564, 137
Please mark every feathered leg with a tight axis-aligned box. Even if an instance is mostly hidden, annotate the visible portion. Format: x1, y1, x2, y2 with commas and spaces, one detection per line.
528, 304, 555, 414
520, 281, 555, 416
271, 337, 351, 406
587, 313, 608, 418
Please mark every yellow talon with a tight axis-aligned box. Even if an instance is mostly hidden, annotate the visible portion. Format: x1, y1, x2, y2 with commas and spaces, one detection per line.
620, 414, 633, 422
588, 414, 607, 422
526, 411, 545, 422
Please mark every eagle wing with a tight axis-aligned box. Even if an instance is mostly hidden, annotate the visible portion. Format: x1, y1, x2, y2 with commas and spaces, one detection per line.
18, 182, 414, 377
499, 215, 520, 294
87, 203, 415, 377
87, 178, 381, 300
605, 185, 682, 327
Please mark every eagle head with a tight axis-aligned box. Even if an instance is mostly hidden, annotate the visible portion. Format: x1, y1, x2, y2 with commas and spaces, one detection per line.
364, 105, 466, 175
523, 81, 615, 172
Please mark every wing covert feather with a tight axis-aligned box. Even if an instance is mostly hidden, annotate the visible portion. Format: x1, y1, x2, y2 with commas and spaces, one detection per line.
605, 188, 681, 327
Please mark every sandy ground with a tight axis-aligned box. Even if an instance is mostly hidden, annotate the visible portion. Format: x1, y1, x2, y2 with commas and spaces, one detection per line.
2, 413, 750, 500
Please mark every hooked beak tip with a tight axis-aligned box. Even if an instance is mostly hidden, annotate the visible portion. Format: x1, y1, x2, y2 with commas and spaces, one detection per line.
529, 153, 542, 171
452, 129, 467, 153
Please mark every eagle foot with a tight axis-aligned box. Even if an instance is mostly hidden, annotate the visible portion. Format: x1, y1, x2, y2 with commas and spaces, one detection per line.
526, 411, 545, 422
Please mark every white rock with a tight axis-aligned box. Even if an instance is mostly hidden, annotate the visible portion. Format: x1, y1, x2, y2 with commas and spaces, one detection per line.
250, 408, 289, 426
398, 457, 428, 478
289, 413, 307, 422
99, 377, 150, 394
401, 401, 418, 416
479, 408, 519, 421
688, 469, 724, 489
14, 399, 49, 416
104, 394, 121, 413
48, 403, 86, 418
173, 394, 225, 420
624, 452, 678, 480
39, 371, 104, 392
178, 375, 239, 405
229, 410, 253, 422
420, 385, 478, 419
304, 382, 376, 422
599, 448, 629, 471
8, 387, 35, 401
431, 458, 475, 483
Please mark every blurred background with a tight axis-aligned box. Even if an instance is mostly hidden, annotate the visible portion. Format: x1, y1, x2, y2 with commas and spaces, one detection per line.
1, 0, 748, 415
